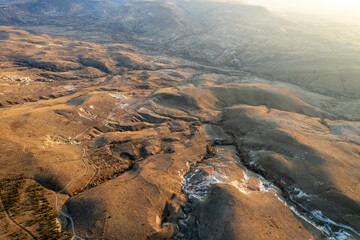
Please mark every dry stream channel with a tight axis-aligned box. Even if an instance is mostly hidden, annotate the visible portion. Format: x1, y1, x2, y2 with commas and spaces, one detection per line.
181, 145, 360, 240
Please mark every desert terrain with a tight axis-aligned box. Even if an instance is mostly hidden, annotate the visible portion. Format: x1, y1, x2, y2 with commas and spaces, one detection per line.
0, 0, 360, 240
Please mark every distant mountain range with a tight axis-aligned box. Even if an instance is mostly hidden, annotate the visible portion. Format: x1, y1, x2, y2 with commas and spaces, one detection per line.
1, 0, 360, 97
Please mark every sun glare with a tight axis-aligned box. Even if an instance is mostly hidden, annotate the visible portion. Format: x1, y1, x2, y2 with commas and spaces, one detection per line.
330, 0, 360, 8
244, 0, 360, 24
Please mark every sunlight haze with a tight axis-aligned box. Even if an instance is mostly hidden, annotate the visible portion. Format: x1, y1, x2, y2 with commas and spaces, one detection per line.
243, 0, 360, 24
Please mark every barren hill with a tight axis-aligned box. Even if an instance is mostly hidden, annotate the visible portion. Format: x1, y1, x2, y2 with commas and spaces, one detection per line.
0, 26, 359, 240
0, 1, 360, 239
1, 0, 360, 97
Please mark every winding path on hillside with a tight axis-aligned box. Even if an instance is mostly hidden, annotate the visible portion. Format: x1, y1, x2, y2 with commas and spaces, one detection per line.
55, 142, 89, 240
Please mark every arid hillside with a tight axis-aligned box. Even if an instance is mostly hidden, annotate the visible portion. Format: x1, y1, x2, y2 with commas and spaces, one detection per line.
0, 26, 359, 240
1, 0, 360, 98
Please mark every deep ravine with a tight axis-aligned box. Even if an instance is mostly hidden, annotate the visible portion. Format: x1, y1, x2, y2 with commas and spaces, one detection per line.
177, 141, 360, 240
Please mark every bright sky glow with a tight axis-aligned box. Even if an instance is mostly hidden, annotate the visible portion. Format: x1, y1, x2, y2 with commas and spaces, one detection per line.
243, 0, 360, 24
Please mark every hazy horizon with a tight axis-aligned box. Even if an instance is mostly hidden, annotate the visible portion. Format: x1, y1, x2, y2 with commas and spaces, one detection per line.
243, 0, 360, 25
